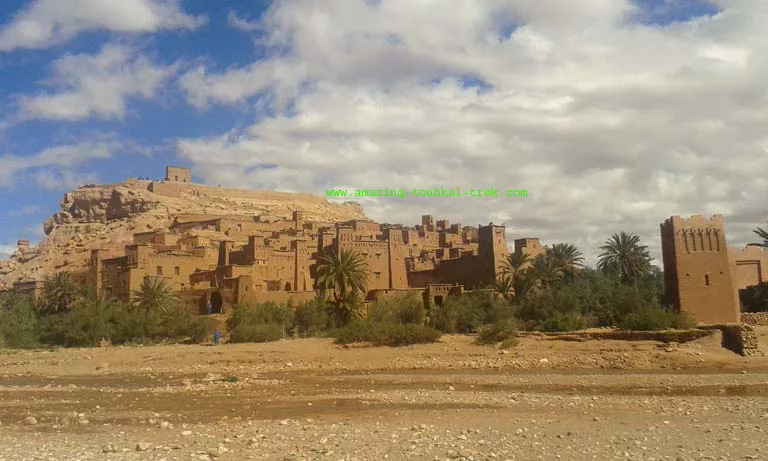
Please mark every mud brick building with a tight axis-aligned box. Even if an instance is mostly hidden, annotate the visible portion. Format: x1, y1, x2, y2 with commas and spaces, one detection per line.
9, 167, 544, 313
661, 215, 768, 324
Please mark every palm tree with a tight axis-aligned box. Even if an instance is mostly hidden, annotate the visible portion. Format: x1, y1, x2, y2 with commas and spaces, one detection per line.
753, 223, 768, 248
74, 291, 124, 346
530, 253, 563, 289
39, 272, 81, 314
547, 243, 584, 277
131, 277, 179, 312
512, 268, 539, 302
501, 252, 530, 280
492, 274, 515, 301
315, 249, 369, 325
597, 232, 652, 284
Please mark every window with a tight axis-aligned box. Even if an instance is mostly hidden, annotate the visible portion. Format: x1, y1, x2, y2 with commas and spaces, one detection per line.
156, 266, 163, 276
374, 272, 381, 280
174, 266, 180, 276
704, 274, 710, 286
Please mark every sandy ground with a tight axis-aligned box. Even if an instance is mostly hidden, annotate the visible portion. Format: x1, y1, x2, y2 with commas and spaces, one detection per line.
1, 329, 768, 461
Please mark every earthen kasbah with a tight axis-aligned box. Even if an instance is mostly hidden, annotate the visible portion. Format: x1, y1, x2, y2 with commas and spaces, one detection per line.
4, 167, 545, 312
660, 214, 768, 324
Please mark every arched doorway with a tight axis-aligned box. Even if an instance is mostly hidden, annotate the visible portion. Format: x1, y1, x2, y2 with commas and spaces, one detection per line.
284, 282, 292, 291
210, 291, 223, 314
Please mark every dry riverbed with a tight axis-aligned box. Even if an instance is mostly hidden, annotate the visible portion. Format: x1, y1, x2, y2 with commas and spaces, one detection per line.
1, 330, 767, 461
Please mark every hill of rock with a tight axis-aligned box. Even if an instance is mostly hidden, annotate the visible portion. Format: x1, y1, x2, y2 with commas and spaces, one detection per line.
0, 178, 366, 290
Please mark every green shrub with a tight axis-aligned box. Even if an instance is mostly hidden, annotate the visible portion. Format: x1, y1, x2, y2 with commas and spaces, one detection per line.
0, 293, 39, 348
539, 312, 587, 332
36, 293, 213, 347
368, 293, 425, 325
294, 298, 332, 337
333, 320, 440, 347
475, 318, 518, 345
38, 294, 127, 347
230, 323, 283, 343
617, 306, 691, 331
227, 302, 293, 343
499, 337, 519, 349
158, 304, 215, 343
673, 311, 697, 329
739, 282, 768, 313
430, 291, 514, 334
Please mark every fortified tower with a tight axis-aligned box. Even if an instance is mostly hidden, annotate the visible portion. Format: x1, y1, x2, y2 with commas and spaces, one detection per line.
165, 166, 191, 183
478, 224, 510, 286
660, 215, 739, 324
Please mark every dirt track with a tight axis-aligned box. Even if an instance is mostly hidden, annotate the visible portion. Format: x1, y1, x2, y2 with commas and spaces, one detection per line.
1, 330, 767, 460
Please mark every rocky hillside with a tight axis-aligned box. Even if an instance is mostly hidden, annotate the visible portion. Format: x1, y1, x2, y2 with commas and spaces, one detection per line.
0, 178, 366, 290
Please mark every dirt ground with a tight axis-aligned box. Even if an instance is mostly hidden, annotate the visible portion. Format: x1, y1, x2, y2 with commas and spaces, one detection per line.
1, 329, 768, 461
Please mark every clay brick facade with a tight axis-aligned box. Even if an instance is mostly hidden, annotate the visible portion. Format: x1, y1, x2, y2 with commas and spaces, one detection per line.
77, 210, 518, 313
660, 215, 768, 324
165, 166, 191, 183
13, 167, 529, 314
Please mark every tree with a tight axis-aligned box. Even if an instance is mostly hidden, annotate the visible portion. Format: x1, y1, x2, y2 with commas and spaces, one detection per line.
492, 274, 515, 301
0, 292, 39, 348
315, 249, 369, 325
131, 277, 179, 312
501, 252, 530, 280
597, 232, 652, 284
753, 223, 768, 248
39, 272, 81, 315
512, 268, 539, 302
547, 243, 585, 277
530, 253, 563, 289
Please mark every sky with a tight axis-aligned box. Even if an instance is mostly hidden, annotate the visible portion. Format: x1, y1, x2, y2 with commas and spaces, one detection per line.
0, 0, 766, 266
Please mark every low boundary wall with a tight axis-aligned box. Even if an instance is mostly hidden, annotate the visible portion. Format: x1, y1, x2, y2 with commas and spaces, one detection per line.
741, 313, 768, 326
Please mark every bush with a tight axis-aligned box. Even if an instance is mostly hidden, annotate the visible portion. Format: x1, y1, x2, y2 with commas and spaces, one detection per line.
36, 294, 214, 347
538, 312, 587, 332
368, 293, 425, 325
334, 320, 441, 347
499, 337, 519, 349
157, 304, 215, 343
430, 291, 514, 334
617, 306, 693, 331
475, 318, 518, 345
227, 302, 294, 343
740, 282, 768, 313
0, 293, 39, 348
294, 297, 332, 337
230, 323, 283, 343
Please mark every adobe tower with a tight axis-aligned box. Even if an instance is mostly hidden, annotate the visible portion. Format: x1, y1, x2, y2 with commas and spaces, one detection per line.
660, 215, 740, 324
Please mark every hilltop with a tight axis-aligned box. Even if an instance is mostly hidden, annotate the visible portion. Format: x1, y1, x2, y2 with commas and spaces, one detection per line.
0, 177, 366, 290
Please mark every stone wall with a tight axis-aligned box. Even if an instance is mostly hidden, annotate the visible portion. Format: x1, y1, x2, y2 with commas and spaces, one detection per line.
699, 324, 759, 356
741, 312, 768, 326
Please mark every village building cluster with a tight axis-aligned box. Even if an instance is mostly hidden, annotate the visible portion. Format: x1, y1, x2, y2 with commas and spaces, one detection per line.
11, 167, 544, 313
9, 167, 768, 328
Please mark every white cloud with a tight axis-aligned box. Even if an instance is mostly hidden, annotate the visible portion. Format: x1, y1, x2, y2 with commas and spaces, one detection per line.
7, 205, 42, 217
227, 10, 262, 33
18, 44, 176, 122
177, 0, 768, 264
0, 136, 122, 189
0, 244, 16, 260
0, 0, 205, 51
34, 169, 101, 191
179, 59, 307, 110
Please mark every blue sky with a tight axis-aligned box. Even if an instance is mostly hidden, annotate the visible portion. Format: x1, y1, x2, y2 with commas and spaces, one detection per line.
1, 0, 765, 264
